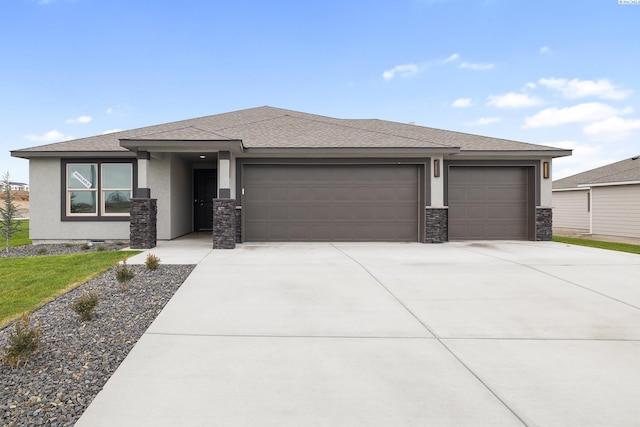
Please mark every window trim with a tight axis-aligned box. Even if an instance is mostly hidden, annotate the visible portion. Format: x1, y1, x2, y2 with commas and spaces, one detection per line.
61, 159, 136, 222
101, 163, 133, 217
67, 163, 98, 216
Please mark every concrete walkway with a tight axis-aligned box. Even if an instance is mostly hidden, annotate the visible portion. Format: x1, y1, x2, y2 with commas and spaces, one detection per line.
77, 240, 640, 426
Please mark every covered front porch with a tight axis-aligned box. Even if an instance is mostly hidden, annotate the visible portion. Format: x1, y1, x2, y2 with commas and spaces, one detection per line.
123, 136, 243, 249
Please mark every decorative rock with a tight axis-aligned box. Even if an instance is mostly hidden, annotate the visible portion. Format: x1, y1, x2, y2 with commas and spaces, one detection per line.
212, 199, 236, 249
130, 198, 157, 249
0, 257, 194, 426
536, 207, 553, 241
426, 207, 448, 243
235, 207, 242, 243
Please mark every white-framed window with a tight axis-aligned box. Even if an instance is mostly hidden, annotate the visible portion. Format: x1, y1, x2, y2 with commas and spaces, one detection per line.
64, 161, 133, 218
102, 164, 132, 216
67, 163, 98, 215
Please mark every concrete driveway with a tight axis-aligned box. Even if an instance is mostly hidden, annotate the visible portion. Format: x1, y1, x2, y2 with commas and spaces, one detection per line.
77, 241, 640, 426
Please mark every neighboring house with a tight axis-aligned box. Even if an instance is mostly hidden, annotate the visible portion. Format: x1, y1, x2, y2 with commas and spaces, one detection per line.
11, 106, 570, 248
553, 156, 640, 239
0, 182, 29, 191
11, 182, 29, 191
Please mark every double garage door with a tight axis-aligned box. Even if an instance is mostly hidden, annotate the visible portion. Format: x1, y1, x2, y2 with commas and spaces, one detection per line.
242, 164, 419, 241
242, 164, 533, 242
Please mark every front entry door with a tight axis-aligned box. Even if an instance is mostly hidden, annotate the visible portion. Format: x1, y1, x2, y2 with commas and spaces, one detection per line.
194, 170, 217, 231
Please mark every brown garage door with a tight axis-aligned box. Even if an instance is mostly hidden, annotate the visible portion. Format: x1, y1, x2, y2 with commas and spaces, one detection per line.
243, 164, 419, 241
448, 167, 530, 240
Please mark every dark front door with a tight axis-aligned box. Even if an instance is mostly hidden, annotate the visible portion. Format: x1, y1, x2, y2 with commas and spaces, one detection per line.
194, 170, 217, 231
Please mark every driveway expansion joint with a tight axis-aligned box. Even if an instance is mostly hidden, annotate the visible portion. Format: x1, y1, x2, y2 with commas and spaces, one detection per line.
329, 243, 529, 426
146, 332, 438, 339
462, 247, 640, 312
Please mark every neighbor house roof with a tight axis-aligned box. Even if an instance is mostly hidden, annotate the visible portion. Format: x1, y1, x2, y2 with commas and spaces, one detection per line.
12, 106, 570, 157
553, 155, 640, 189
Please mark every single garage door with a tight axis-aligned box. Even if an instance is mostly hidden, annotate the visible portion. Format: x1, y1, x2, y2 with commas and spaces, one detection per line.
448, 166, 531, 240
243, 164, 419, 241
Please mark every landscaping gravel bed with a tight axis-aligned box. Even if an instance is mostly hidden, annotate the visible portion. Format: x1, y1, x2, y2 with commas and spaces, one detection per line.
0, 242, 130, 258
0, 262, 195, 426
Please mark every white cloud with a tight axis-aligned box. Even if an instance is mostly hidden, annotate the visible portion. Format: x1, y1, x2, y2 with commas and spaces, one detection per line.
487, 92, 543, 109
523, 102, 633, 128
549, 141, 617, 179
382, 63, 419, 81
583, 116, 640, 141
452, 98, 472, 108
539, 77, 633, 100
106, 107, 113, 114
540, 46, 551, 54
524, 82, 537, 90
459, 61, 494, 70
25, 130, 70, 143
66, 115, 92, 124
465, 117, 501, 126
443, 53, 459, 63
102, 129, 122, 134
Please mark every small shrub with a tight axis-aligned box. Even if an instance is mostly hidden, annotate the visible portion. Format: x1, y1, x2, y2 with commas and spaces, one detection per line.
1, 313, 42, 368
115, 259, 135, 291
64, 242, 73, 248
96, 244, 107, 252
81, 243, 91, 251
36, 247, 48, 255
115, 241, 125, 246
71, 291, 99, 321
145, 253, 160, 271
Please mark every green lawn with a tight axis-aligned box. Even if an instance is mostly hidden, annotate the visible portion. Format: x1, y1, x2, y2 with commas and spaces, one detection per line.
0, 251, 140, 327
553, 236, 640, 255
0, 219, 31, 249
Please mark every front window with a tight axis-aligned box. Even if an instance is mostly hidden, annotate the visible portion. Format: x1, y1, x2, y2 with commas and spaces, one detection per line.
102, 164, 132, 215
65, 161, 133, 218
68, 164, 98, 215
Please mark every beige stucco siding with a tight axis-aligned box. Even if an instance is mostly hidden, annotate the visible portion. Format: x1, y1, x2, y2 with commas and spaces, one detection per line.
552, 189, 590, 232
147, 153, 194, 240
540, 158, 553, 207
147, 155, 172, 240
170, 155, 193, 239
592, 184, 640, 239
29, 158, 129, 242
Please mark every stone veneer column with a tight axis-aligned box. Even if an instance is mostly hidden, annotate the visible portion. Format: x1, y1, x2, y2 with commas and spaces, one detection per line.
425, 207, 448, 243
235, 207, 242, 243
130, 198, 157, 249
213, 199, 236, 249
536, 207, 553, 241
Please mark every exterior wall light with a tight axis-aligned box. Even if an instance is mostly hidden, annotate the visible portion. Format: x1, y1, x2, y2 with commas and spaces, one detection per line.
543, 161, 550, 179
434, 159, 440, 177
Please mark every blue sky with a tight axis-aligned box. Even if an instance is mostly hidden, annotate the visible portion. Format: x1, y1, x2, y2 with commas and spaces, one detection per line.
2, 0, 639, 183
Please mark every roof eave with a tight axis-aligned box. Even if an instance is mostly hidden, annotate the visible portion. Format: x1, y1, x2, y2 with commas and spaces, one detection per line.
578, 180, 640, 188
242, 147, 460, 156
11, 150, 135, 159
453, 149, 572, 158
552, 187, 589, 191
120, 139, 245, 153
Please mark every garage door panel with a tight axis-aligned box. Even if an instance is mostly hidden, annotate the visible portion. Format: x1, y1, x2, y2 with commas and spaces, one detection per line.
448, 166, 529, 240
243, 165, 419, 241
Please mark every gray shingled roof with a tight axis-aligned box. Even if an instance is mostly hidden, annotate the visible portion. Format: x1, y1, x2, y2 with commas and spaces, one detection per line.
13, 106, 568, 155
553, 156, 640, 189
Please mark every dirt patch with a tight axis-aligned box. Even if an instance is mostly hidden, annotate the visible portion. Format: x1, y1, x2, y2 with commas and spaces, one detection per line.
11, 190, 29, 202
1, 190, 29, 218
